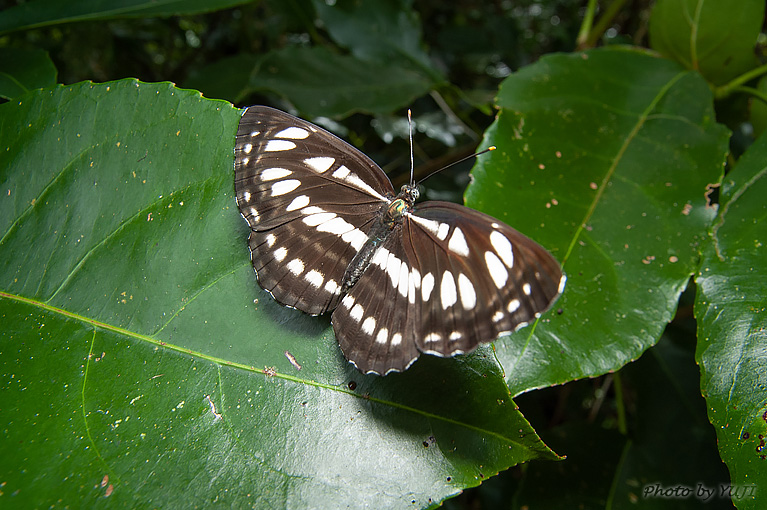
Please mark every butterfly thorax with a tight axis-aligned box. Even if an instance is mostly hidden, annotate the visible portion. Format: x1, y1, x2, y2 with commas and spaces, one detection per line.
384, 184, 419, 227
340, 184, 419, 294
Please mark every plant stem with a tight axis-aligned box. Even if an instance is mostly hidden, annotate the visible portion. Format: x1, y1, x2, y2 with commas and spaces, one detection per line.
576, 0, 598, 48
715, 63, 767, 99
587, 0, 629, 48
734, 86, 767, 106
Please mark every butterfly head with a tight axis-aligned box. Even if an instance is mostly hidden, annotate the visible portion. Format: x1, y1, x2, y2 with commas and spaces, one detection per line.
399, 183, 420, 205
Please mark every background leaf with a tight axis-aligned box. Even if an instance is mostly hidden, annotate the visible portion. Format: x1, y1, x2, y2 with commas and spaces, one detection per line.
514, 338, 729, 509
648, 0, 764, 85
0, 80, 560, 509
466, 47, 730, 396
0, 0, 251, 34
694, 131, 767, 510
313, 0, 443, 82
247, 46, 435, 117
0, 47, 57, 99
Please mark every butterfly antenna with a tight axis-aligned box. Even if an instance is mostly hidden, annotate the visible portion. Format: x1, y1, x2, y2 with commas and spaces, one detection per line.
416, 146, 496, 187
408, 109, 415, 185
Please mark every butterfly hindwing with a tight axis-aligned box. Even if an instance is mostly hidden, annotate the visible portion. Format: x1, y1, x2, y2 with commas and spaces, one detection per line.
235, 106, 395, 314
331, 230, 421, 375
403, 202, 564, 358
332, 201, 565, 374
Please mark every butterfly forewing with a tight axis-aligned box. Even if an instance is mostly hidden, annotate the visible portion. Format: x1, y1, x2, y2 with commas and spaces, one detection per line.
235, 106, 395, 314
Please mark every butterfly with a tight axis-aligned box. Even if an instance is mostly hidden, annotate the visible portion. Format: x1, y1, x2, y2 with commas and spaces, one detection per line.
234, 106, 565, 375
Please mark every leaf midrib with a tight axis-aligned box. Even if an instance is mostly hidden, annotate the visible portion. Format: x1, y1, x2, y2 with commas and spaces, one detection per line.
0, 289, 544, 451
560, 70, 688, 268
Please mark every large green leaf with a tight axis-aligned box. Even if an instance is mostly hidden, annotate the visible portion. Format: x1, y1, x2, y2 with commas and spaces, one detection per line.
466, 47, 730, 396
649, 0, 764, 85
0, 0, 250, 34
695, 131, 767, 510
0, 80, 559, 509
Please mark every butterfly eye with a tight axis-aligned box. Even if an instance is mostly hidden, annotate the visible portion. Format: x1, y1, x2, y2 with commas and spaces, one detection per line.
235, 106, 564, 375
400, 183, 419, 202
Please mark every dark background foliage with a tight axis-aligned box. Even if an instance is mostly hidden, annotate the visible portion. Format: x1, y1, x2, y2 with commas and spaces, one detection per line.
2, 1, 765, 508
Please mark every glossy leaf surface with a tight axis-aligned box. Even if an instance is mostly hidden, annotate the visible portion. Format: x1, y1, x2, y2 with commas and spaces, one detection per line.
695, 131, 767, 510
649, 0, 763, 85
467, 47, 730, 396
0, 80, 557, 509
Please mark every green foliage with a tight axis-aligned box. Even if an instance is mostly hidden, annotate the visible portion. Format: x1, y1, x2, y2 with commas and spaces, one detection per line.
0, 47, 56, 98
695, 131, 767, 508
470, 48, 728, 396
1, 0, 766, 509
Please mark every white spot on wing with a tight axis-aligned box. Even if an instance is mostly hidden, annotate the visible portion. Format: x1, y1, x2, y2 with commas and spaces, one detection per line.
437, 223, 449, 241
261, 167, 292, 181
332, 166, 350, 179
265, 234, 276, 247
274, 247, 287, 262
304, 157, 335, 173
386, 252, 402, 288
397, 262, 409, 298
343, 172, 387, 201
286, 195, 310, 211
490, 231, 514, 268
507, 299, 521, 313
492, 310, 504, 323
316, 217, 354, 236
391, 333, 402, 346
287, 258, 304, 276
485, 251, 508, 288
457, 273, 476, 310
305, 270, 323, 288
243, 143, 253, 154
342, 228, 368, 251
408, 268, 421, 304
449, 331, 462, 341
350, 304, 364, 322
424, 333, 441, 343
275, 127, 309, 139
300, 206, 324, 215
302, 212, 337, 227
372, 246, 390, 268
361, 317, 376, 336
448, 227, 469, 256
325, 279, 339, 295
341, 295, 354, 309
375, 328, 388, 345
440, 271, 457, 309
271, 179, 300, 196
522, 283, 532, 296
409, 215, 440, 236
242, 191, 251, 202
421, 273, 435, 302
265, 140, 296, 152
